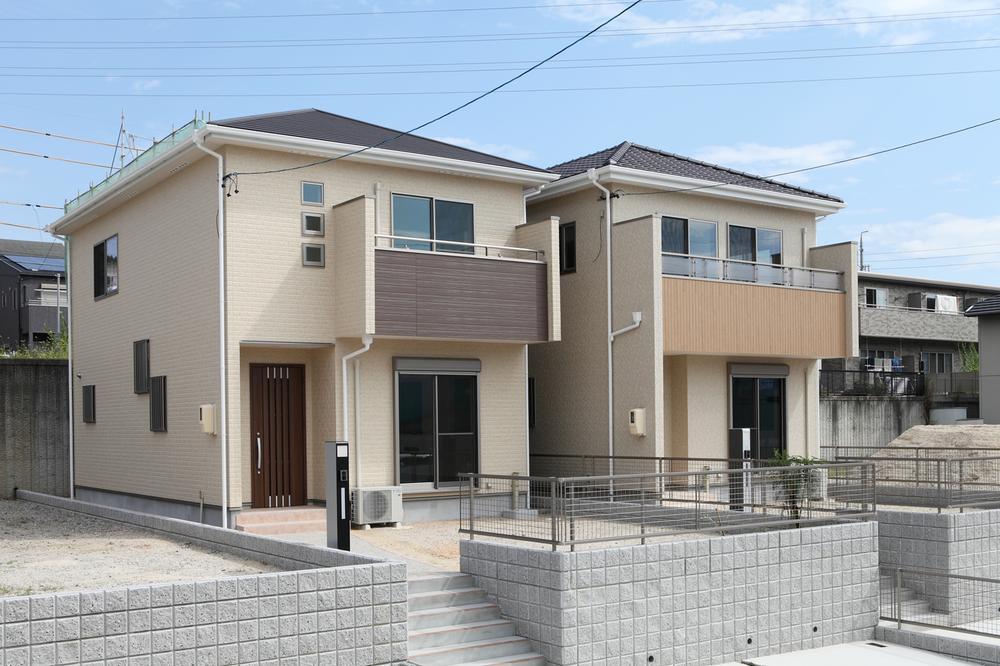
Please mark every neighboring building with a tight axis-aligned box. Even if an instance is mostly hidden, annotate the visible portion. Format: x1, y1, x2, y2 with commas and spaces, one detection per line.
966, 295, 1000, 424
49, 109, 561, 526
0, 239, 66, 349
525, 142, 858, 462
854, 272, 996, 373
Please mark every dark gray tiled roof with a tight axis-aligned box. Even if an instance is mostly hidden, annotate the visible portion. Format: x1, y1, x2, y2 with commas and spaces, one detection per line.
548, 141, 843, 203
966, 295, 1000, 317
0, 239, 63, 259
212, 108, 552, 174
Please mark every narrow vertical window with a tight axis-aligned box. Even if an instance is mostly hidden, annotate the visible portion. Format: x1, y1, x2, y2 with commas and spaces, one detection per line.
82, 385, 96, 423
93, 234, 119, 298
559, 222, 576, 274
134, 339, 150, 394
150, 376, 167, 432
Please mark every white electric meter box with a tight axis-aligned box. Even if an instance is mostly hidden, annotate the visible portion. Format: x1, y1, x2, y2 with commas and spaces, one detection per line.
199, 403, 217, 435
628, 408, 646, 437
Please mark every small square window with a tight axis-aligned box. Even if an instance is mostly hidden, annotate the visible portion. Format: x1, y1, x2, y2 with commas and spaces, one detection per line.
301, 182, 324, 206
301, 212, 325, 237
302, 243, 325, 267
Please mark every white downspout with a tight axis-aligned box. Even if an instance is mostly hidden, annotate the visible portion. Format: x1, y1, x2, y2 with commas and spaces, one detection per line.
341, 335, 374, 483
588, 169, 615, 467
64, 236, 74, 498
193, 131, 229, 529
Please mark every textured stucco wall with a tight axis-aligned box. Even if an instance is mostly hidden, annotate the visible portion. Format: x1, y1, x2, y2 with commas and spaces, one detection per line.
859, 306, 979, 344
461, 521, 879, 666
0, 360, 68, 499
6, 492, 407, 666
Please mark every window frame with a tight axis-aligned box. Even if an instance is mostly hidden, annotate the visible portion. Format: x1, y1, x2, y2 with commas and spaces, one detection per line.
301, 243, 326, 267
662, 216, 719, 257
134, 339, 150, 394
82, 384, 96, 423
559, 222, 577, 274
727, 224, 783, 265
93, 234, 119, 299
300, 181, 324, 207
301, 211, 326, 237
150, 375, 167, 433
390, 192, 476, 254
865, 287, 888, 308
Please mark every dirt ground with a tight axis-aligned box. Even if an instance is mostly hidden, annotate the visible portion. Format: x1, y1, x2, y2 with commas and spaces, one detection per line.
886, 425, 1000, 451
0, 500, 279, 596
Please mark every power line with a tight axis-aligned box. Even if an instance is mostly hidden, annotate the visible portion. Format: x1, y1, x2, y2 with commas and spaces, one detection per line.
0, 220, 50, 231
0, 199, 62, 210
5, 36, 998, 72
4, 66, 1000, 98
866, 242, 1000, 257
4, 8, 999, 49
871, 260, 1000, 270
0, 122, 146, 149
230, 0, 646, 180
873, 250, 1000, 263
0, 146, 108, 168
0, 0, 682, 22
4, 43, 999, 81
617, 113, 1000, 198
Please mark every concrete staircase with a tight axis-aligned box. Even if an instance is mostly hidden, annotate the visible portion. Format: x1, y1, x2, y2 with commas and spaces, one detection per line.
234, 507, 326, 535
880, 576, 953, 627
407, 572, 544, 666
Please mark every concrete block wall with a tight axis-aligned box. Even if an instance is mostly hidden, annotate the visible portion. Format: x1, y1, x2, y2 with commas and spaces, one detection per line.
879, 508, 1000, 618
461, 521, 879, 666
4, 492, 408, 665
875, 624, 1000, 664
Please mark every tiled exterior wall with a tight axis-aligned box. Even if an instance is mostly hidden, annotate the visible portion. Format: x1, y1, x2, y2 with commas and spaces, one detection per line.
875, 624, 1000, 664
859, 306, 978, 344
5, 492, 409, 665
460, 521, 879, 666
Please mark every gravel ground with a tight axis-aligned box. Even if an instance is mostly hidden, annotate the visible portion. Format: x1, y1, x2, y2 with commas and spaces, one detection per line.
0, 500, 279, 597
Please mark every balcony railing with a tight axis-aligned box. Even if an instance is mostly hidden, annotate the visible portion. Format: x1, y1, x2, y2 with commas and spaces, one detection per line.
661, 252, 844, 291
374, 234, 544, 261
25, 286, 68, 308
860, 303, 966, 316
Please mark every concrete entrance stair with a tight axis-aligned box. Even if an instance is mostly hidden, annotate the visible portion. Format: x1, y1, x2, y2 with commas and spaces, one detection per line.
879, 576, 954, 627
234, 507, 325, 535
408, 572, 544, 666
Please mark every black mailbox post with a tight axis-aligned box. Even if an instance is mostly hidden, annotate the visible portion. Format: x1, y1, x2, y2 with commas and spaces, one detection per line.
325, 441, 351, 550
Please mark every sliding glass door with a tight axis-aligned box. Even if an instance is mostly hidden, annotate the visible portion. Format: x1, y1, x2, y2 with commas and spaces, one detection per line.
731, 376, 786, 460
397, 373, 479, 487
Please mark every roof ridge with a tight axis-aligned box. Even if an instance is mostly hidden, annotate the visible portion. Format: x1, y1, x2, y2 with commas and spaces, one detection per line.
608, 141, 632, 165
546, 142, 626, 171
626, 142, 841, 202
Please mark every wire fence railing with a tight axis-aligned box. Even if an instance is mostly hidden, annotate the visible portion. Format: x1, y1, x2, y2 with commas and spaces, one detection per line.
459, 462, 875, 551
820, 369, 925, 397
821, 446, 1000, 511
529, 453, 788, 478
881, 567, 1000, 638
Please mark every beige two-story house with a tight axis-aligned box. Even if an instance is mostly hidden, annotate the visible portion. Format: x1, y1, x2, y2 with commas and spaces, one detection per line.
50, 109, 561, 527
526, 142, 859, 465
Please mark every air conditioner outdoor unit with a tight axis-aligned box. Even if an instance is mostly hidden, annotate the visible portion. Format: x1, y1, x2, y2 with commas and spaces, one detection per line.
351, 486, 403, 527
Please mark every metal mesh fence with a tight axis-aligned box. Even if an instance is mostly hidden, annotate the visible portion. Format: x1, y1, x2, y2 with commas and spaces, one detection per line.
459, 462, 875, 550
880, 567, 1000, 638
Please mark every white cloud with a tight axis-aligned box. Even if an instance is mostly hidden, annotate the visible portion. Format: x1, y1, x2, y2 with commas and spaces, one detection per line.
693, 140, 856, 182
863, 213, 1000, 275
131, 79, 161, 92
431, 136, 535, 163
544, 0, 999, 46
992, 177, 1000, 186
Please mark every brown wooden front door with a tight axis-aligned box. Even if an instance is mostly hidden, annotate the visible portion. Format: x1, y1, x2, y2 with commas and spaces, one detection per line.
250, 364, 307, 508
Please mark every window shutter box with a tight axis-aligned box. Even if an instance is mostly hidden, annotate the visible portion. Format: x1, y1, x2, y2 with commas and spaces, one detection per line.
150, 376, 167, 432
134, 339, 150, 394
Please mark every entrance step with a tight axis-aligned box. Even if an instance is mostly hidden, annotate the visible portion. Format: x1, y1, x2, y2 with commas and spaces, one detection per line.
234, 507, 326, 535
407, 573, 543, 666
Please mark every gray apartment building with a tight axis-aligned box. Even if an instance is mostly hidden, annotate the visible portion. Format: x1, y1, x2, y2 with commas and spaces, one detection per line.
0, 239, 66, 349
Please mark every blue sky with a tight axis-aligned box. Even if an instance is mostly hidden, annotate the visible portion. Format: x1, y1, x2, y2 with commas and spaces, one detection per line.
2, 0, 999, 286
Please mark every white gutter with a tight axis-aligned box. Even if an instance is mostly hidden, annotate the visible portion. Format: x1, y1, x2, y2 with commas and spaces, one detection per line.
522, 185, 544, 224
341, 335, 374, 483
193, 131, 229, 529
612, 312, 643, 340
588, 169, 615, 467
64, 237, 74, 498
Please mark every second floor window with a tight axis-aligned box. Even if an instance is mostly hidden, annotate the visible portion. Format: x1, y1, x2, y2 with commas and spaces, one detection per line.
661, 217, 718, 256
865, 287, 887, 308
559, 222, 576, 274
93, 234, 119, 298
729, 225, 782, 265
392, 194, 473, 254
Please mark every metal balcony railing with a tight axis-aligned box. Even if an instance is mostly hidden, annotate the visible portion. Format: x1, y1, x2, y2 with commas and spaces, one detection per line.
661, 252, 844, 291
374, 234, 544, 261
881, 566, 1000, 637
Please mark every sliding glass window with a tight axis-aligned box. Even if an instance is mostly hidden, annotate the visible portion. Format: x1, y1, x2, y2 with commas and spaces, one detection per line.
662, 216, 718, 277
392, 193, 474, 253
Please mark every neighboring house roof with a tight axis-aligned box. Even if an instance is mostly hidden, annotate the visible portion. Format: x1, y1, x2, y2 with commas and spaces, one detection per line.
966, 295, 1000, 317
861, 271, 1000, 294
547, 141, 843, 204
212, 108, 553, 175
1, 254, 65, 274
0, 239, 63, 259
